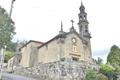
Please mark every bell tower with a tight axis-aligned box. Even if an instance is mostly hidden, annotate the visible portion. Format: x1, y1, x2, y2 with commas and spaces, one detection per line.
78, 2, 91, 42
78, 1, 92, 61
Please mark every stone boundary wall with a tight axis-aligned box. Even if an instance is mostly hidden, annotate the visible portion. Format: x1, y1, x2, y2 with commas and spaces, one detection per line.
14, 60, 99, 80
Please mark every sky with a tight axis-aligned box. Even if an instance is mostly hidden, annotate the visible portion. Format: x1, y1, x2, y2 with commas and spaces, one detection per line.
0, 0, 120, 63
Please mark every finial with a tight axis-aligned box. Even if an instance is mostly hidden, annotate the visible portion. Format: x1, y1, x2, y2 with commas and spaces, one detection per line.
12, 0, 16, 3
59, 21, 64, 34
61, 21, 63, 32
81, 0, 83, 6
70, 19, 76, 32
79, 0, 85, 12
71, 20, 74, 27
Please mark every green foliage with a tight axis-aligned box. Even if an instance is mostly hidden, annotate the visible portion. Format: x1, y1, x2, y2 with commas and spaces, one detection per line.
0, 6, 15, 48
85, 70, 97, 80
107, 45, 120, 75
6, 41, 17, 52
97, 73, 108, 80
114, 65, 120, 73
100, 64, 115, 80
4, 51, 14, 63
100, 64, 115, 74
107, 45, 120, 67
85, 70, 108, 80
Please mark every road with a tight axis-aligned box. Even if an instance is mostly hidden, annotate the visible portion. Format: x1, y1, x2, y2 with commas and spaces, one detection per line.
2, 73, 37, 80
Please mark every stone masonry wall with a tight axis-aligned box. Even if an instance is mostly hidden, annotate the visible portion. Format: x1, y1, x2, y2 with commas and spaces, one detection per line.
14, 60, 99, 80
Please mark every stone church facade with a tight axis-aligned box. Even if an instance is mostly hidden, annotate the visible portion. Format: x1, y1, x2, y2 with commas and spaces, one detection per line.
20, 2, 93, 67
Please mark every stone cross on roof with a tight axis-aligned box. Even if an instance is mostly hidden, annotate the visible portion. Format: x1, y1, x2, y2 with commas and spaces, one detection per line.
70, 20, 76, 32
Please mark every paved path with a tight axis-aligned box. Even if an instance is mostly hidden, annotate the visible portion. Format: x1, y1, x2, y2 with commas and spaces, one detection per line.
2, 73, 37, 80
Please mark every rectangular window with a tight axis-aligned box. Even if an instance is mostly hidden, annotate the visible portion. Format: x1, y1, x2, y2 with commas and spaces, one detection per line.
85, 25, 88, 32
72, 45, 78, 52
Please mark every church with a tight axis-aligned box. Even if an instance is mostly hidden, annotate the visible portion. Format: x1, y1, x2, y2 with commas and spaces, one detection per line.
20, 2, 93, 67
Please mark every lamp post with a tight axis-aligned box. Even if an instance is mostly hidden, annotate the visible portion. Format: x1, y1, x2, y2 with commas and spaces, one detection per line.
9, 0, 16, 18
0, 45, 6, 80
0, 48, 4, 79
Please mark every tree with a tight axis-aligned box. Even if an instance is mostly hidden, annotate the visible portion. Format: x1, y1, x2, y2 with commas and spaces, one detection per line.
6, 41, 16, 52
85, 69, 108, 80
97, 73, 108, 80
100, 64, 115, 74
85, 70, 97, 80
100, 64, 115, 80
96, 57, 103, 65
0, 6, 15, 48
107, 45, 120, 68
4, 51, 14, 63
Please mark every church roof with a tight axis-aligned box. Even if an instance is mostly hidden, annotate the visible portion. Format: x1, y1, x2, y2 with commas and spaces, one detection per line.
38, 33, 66, 49
20, 40, 44, 50
38, 31, 87, 49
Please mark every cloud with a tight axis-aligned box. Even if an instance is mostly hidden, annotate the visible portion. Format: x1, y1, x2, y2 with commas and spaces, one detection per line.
92, 48, 110, 63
